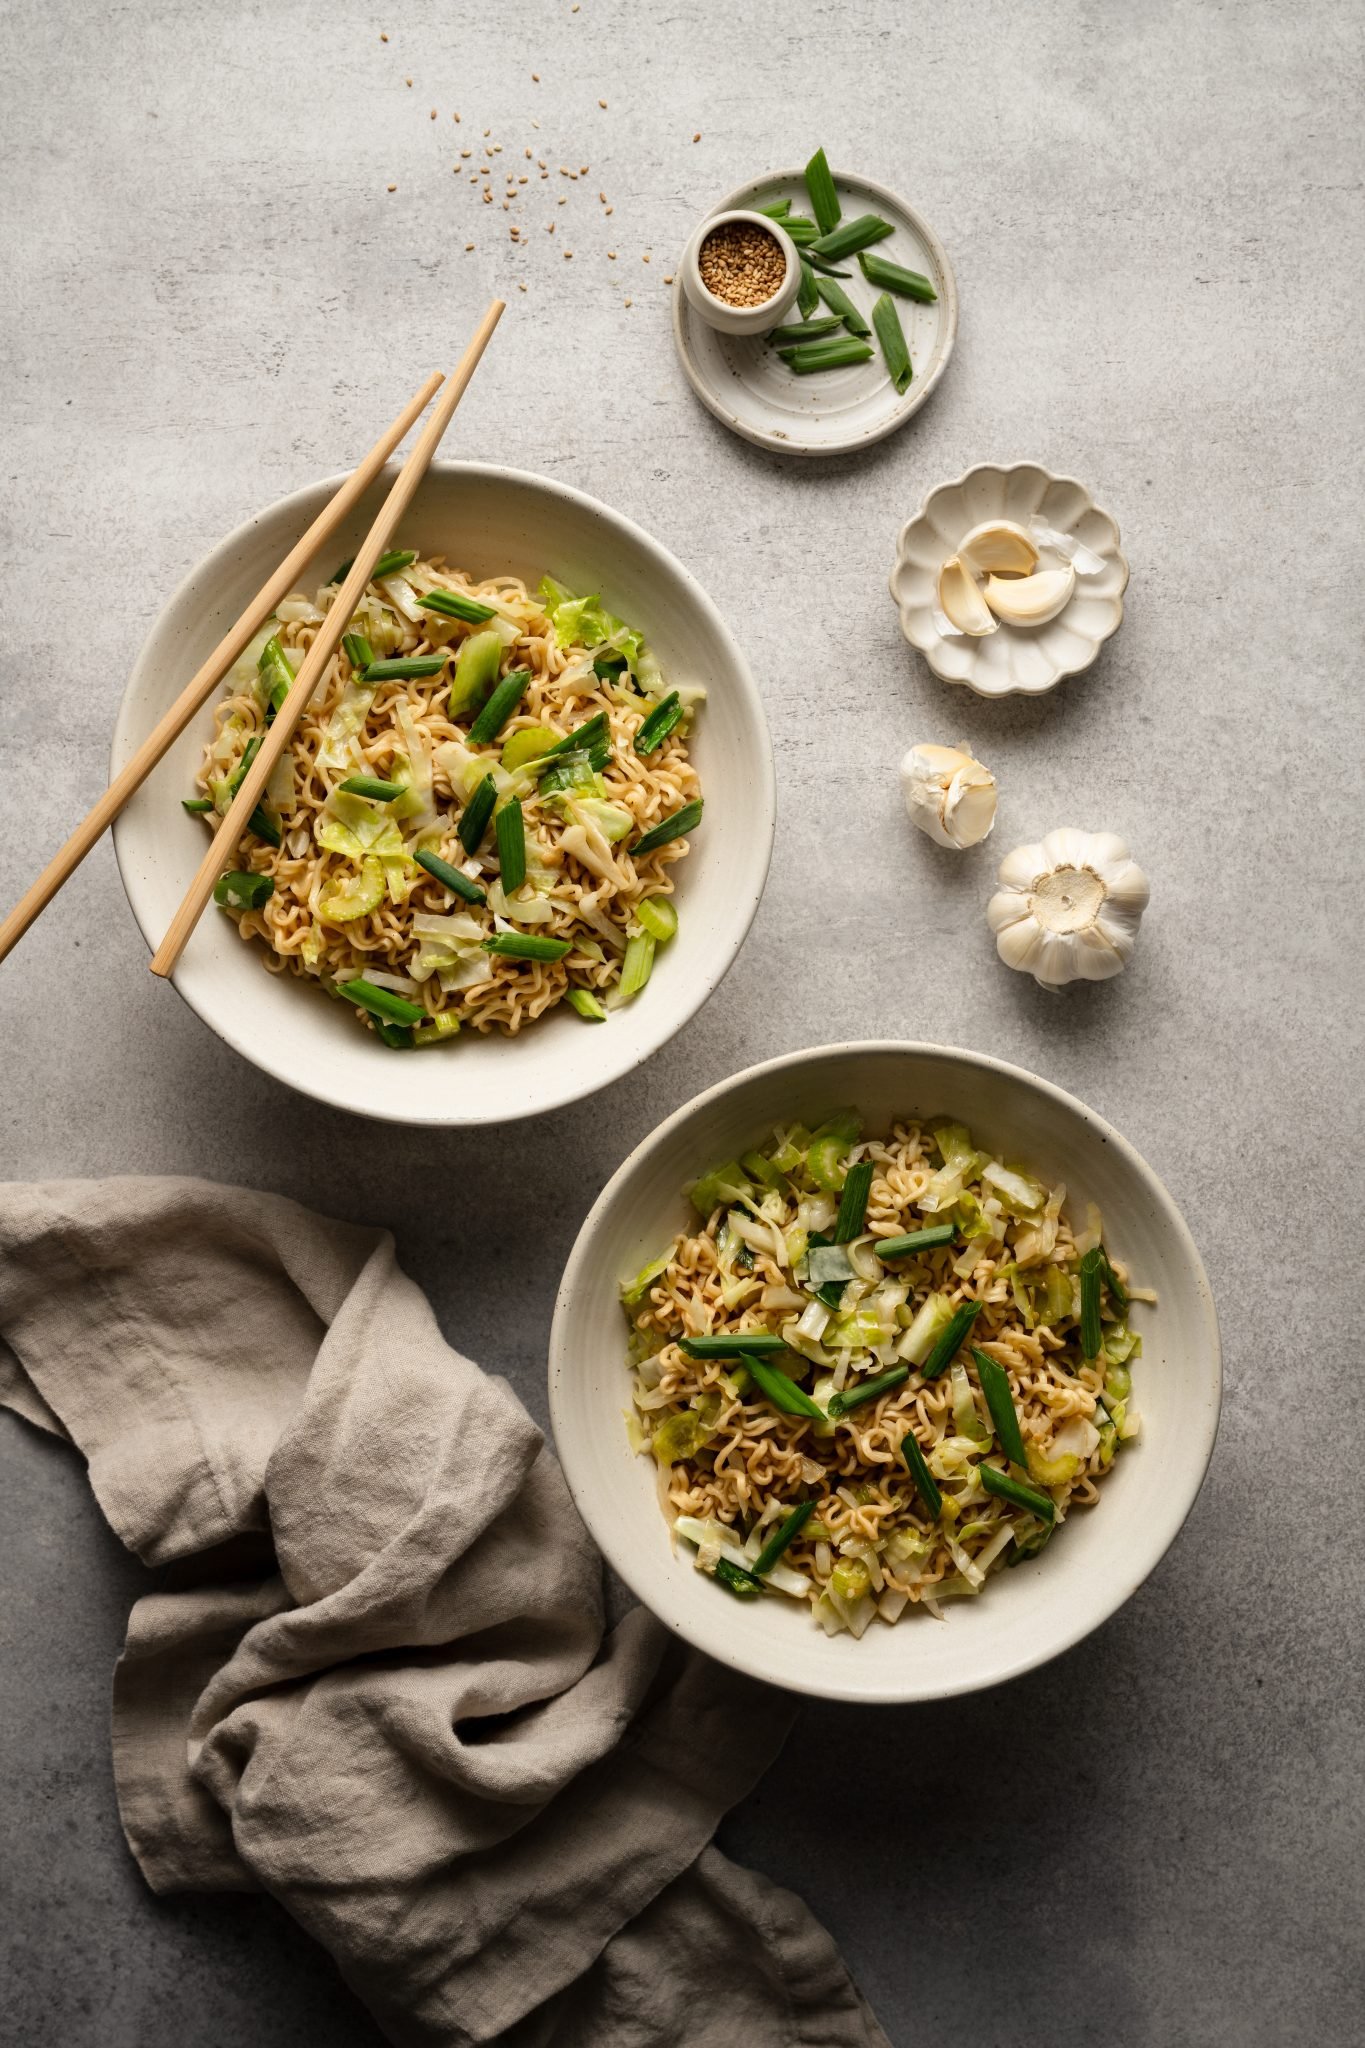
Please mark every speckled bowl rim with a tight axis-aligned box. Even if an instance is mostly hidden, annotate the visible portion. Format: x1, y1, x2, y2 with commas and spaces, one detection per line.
672, 167, 959, 457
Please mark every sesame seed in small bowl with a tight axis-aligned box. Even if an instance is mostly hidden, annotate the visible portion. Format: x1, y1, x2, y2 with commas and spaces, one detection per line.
680, 210, 801, 336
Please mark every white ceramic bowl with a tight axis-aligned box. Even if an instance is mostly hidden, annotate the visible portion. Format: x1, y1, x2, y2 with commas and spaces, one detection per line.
550, 1042, 1220, 1705
890, 462, 1129, 696
112, 462, 775, 1126
680, 209, 802, 336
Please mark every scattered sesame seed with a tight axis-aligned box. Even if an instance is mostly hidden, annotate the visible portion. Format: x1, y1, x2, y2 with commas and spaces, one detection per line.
565, 251, 573, 259
461, 148, 471, 158
531, 118, 540, 129
483, 190, 492, 203
480, 166, 490, 175
380, 31, 388, 41
608, 250, 616, 259
493, 143, 502, 153
624, 297, 633, 306
518, 175, 528, 184
558, 195, 567, 205
599, 190, 607, 202
605, 205, 613, 215
453, 112, 460, 121
429, 109, 437, 119
663, 273, 674, 283
531, 72, 539, 81
642, 253, 650, 262
387, 182, 397, 192
547, 222, 555, 233
405, 76, 412, 86
579, 164, 589, 173
559, 165, 569, 174
518, 281, 527, 291
502, 199, 509, 209
693, 132, 701, 142
538, 158, 547, 168
525, 147, 532, 158
598, 99, 607, 108
540, 171, 548, 179
466, 241, 475, 250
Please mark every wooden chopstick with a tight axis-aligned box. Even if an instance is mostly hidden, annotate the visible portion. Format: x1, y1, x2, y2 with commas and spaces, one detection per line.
0, 370, 446, 970
150, 298, 505, 981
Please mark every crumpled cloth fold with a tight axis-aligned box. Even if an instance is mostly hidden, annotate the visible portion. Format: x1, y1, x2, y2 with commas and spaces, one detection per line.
0, 1177, 889, 2048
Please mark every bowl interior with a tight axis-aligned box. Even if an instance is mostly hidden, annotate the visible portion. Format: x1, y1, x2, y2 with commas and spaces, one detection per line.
112, 462, 774, 1125
550, 1042, 1220, 1705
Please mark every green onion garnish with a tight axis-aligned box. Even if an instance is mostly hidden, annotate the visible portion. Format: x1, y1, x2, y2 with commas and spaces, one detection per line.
414, 848, 486, 904
812, 276, 871, 336
213, 871, 273, 911
374, 1020, 414, 1049
797, 258, 820, 318
857, 250, 938, 303
226, 735, 261, 798
1079, 1247, 1104, 1359
804, 252, 852, 277
777, 215, 819, 246
757, 198, 792, 218
340, 977, 426, 1026
339, 775, 404, 802
634, 691, 684, 755
257, 636, 293, 716
752, 1499, 816, 1577
921, 1299, 982, 1381
363, 656, 448, 682
619, 929, 655, 1001
870, 292, 913, 394
833, 1160, 873, 1243
778, 339, 874, 375
329, 556, 355, 585
679, 1333, 787, 1357
566, 988, 608, 1021
810, 211, 893, 262
182, 797, 213, 813
481, 931, 572, 961
494, 798, 526, 891
1100, 1247, 1128, 1311
972, 1347, 1028, 1467
372, 548, 418, 580
467, 668, 531, 746
875, 1224, 957, 1259
342, 632, 375, 675
457, 773, 498, 852
804, 147, 841, 237
420, 587, 497, 622
714, 1557, 762, 1598
593, 652, 628, 680
633, 799, 703, 856
899, 1430, 943, 1518
535, 711, 611, 770
766, 315, 843, 346
827, 1365, 909, 1418
747, 1356, 827, 1419
247, 807, 281, 847
980, 1463, 1056, 1523
538, 748, 599, 798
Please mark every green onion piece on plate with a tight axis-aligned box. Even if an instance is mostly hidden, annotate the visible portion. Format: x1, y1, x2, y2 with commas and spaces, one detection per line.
766, 315, 843, 346
797, 258, 820, 318
372, 548, 418, 580
420, 587, 497, 622
213, 871, 273, 911
875, 1223, 956, 1259
746, 1356, 827, 1419
339, 775, 404, 802
812, 275, 871, 336
567, 988, 608, 1021
920, 1299, 982, 1380
870, 292, 913, 394
634, 691, 684, 755
457, 773, 498, 852
804, 147, 841, 237
777, 215, 819, 245
182, 797, 213, 814
494, 798, 527, 891
340, 977, 426, 1026
757, 198, 791, 219
972, 1347, 1028, 1466
482, 931, 572, 961
752, 1499, 816, 1577
1079, 1247, 1104, 1358
833, 1160, 873, 1243
414, 848, 486, 904
714, 1557, 762, 1598
810, 211, 894, 262
778, 339, 874, 375
341, 632, 375, 675
827, 1364, 910, 1418
980, 1463, 1056, 1523
857, 250, 938, 303
805, 252, 852, 277
364, 655, 447, 682
900, 1430, 943, 1518
633, 799, 702, 856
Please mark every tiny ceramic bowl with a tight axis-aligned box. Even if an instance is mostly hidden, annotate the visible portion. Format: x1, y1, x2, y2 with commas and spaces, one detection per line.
549, 1040, 1221, 1706
680, 210, 801, 336
890, 462, 1130, 697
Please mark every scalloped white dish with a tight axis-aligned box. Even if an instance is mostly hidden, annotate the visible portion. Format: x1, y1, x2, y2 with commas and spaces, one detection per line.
890, 463, 1129, 697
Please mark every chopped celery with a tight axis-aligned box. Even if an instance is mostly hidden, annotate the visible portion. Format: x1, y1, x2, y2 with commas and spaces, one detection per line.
1026, 1446, 1081, 1487
317, 856, 385, 923
688, 1160, 754, 1215
829, 1556, 871, 1602
807, 1110, 861, 1191
502, 724, 559, 770
618, 930, 656, 1001
620, 1250, 671, 1305
635, 896, 678, 943
740, 1149, 785, 1190
897, 1290, 954, 1366
448, 628, 504, 715
567, 988, 608, 1021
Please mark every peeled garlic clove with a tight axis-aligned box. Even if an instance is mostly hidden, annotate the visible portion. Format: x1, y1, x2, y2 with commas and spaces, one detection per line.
937, 555, 997, 636
982, 564, 1076, 626
987, 829, 1150, 991
957, 519, 1039, 577
901, 742, 998, 849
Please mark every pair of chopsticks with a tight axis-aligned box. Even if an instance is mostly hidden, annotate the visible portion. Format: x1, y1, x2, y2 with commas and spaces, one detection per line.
0, 298, 505, 978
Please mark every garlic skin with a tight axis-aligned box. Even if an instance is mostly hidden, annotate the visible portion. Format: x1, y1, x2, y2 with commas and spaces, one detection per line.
901, 743, 998, 850
987, 829, 1150, 991
937, 555, 997, 636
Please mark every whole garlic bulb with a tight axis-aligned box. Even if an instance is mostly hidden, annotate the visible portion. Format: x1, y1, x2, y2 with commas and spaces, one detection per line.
900, 743, 998, 849
987, 828, 1149, 990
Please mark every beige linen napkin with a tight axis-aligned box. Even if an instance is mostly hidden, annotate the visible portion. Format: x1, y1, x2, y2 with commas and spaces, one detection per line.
0, 1178, 889, 2048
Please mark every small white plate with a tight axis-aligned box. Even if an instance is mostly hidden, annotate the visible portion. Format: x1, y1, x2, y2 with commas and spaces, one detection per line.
890, 462, 1130, 697
672, 168, 958, 457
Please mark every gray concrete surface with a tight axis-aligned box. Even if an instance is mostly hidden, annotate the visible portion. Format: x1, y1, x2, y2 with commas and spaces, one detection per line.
2, 1, 1362, 2042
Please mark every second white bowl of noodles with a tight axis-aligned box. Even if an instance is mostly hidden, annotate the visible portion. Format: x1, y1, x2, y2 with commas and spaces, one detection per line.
112, 462, 774, 1125
549, 1042, 1221, 1704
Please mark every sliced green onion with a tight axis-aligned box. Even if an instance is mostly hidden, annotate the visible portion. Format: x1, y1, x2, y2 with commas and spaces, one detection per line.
225, 735, 261, 798
482, 931, 571, 961
467, 668, 531, 745
372, 548, 417, 580
766, 315, 843, 346
247, 806, 281, 847
633, 799, 702, 856
757, 198, 791, 219
329, 556, 355, 585
420, 587, 497, 622
566, 988, 608, 1020
779, 339, 874, 375
714, 1557, 762, 1598
810, 211, 893, 262
535, 711, 611, 769
374, 1020, 414, 1049
342, 631, 375, 674
827, 1365, 909, 1418
921, 1299, 982, 1381
972, 1348, 1028, 1466
339, 775, 404, 802
413, 1011, 461, 1047
457, 773, 498, 852
857, 250, 938, 303
182, 797, 213, 813
1079, 1247, 1104, 1359
833, 1160, 873, 1243
752, 1499, 816, 1577
1100, 1247, 1129, 1311
778, 215, 819, 246
813, 276, 871, 336
633, 691, 683, 754
538, 748, 599, 798
679, 1333, 787, 1358
494, 798, 526, 891
414, 848, 486, 904
805, 252, 852, 277
900, 1431, 943, 1518
213, 871, 273, 911
875, 1223, 957, 1259
364, 656, 447, 682
980, 1463, 1056, 1523
635, 896, 678, 943
804, 147, 841, 237
618, 930, 656, 1000
797, 258, 820, 318
340, 977, 426, 1026
747, 1356, 827, 1419
870, 292, 913, 394
593, 652, 628, 680
257, 636, 293, 716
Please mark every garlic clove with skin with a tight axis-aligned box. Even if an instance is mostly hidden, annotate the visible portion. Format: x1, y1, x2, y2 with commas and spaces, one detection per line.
901, 742, 998, 849
958, 519, 1039, 577
982, 565, 1076, 626
937, 555, 997, 636
987, 829, 1150, 991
